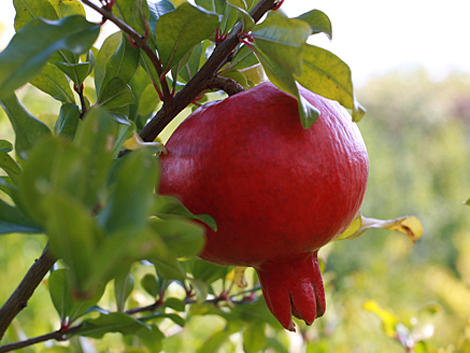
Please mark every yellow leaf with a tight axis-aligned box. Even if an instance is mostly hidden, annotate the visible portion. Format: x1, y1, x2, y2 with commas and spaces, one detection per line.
122, 131, 166, 152
363, 300, 399, 337
226, 267, 248, 289
337, 213, 423, 243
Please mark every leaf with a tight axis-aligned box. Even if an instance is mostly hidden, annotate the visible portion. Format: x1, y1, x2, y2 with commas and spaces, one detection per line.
0, 94, 51, 159
135, 324, 165, 352
177, 43, 203, 83
141, 273, 160, 297
195, 0, 226, 13
153, 194, 217, 231
54, 0, 87, 18
149, 217, 205, 257
48, 268, 106, 324
94, 32, 122, 95
98, 77, 136, 110
75, 312, 149, 338
337, 213, 423, 243
54, 103, 80, 139
0, 199, 43, 235
13, 0, 59, 31
243, 321, 266, 353
296, 9, 332, 39
227, 0, 255, 32
137, 84, 160, 116
0, 151, 21, 185
0, 140, 13, 153
114, 0, 150, 38
54, 61, 91, 86
226, 267, 248, 289
156, 2, 219, 72
163, 297, 186, 312
30, 62, 75, 103
114, 271, 134, 312
0, 16, 100, 98
148, 0, 176, 40
252, 12, 312, 76
295, 44, 366, 122
43, 189, 103, 291
98, 147, 158, 234
101, 32, 140, 91
363, 300, 400, 338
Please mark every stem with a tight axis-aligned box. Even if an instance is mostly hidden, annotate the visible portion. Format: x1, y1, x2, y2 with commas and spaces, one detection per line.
138, 0, 277, 142
80, 0, 172, 103
0, 245, 56, 341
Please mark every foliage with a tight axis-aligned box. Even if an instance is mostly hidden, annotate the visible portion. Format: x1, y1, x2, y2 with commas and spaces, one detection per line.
0, 0, 439, 352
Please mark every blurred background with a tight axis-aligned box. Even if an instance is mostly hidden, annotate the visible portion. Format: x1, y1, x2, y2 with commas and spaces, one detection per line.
1, 1, 470, 352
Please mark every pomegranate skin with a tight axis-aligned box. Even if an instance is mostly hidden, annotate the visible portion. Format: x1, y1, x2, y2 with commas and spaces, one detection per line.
159, 82, 368, 329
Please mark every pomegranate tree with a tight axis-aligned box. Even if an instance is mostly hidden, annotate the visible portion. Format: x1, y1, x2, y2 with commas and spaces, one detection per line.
159, 82, 369, 331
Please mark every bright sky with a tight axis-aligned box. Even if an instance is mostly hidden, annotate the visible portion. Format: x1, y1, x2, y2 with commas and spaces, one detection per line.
1, 0, 470, 86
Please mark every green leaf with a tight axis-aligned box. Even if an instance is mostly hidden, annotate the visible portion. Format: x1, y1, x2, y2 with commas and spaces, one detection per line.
135, 324, 164, 352
196, 324, 239, 353
95, 32, 121, 95
177, 43, 203, 83
296, 10, 332, 39
140, 273, 160, 297
0, 140, 13, 153
54, 103, 80, 139
243, 322, 266, 353
13, 0, 59, 31
30, 62, 75, 103
195, 0, 226, 13
0, 94, 51, 159
137, 84, 160, 116
0, 199, 43, 235
156, 2, 219, 72
114, 0, 150, 37
150, 217, 205, 257
0, 16, 100, 98
98, 147, 158, 234
0, 151, 21, 185
48, 268, 106, 324
98, 77, 136, 110
43, 190, 103, 291
51, 0, 87, 18
153, 194, 217, 231
101, 32, 140, 91
191, 259, 228, 284
151, 254, 186, 281
227, 0, 255, 31
252, 12, 312, 76
295, 44, 366, 121
75, 312, 149, 338
163, 297, 186, 312
114, 271, 134, 312
148, 0, 176, 40
54, 61, 90, 86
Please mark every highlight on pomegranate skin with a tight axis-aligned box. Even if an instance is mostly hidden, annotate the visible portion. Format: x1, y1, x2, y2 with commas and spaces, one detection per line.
159, 82, 369, 331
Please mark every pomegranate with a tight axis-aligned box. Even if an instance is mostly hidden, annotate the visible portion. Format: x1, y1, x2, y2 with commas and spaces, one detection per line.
159, 82, 369, 330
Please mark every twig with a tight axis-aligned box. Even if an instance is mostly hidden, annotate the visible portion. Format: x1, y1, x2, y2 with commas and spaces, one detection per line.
0, 245, 57, 341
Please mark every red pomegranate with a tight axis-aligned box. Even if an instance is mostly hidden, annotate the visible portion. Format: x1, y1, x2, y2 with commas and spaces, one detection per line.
159, 82, 369, 331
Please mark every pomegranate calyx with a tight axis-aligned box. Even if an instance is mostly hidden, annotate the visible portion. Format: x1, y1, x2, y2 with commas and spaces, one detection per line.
255, 251, 325, 331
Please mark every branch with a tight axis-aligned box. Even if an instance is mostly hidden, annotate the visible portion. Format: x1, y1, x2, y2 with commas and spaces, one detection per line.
203, 76, 245, 96
0, 245, 57, 341
80, 0, 172, 103
139, 0, 277, 142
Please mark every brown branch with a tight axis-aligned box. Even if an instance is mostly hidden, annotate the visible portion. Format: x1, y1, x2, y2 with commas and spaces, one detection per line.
0, 245, 56, 341
80, 0, 172, 103
139, 0, 277, 142
203, 76, 245, 96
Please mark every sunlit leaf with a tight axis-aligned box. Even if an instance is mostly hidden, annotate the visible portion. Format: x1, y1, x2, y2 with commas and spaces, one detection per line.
94, 32, 121, 95
296, 9, 332, 39
252, 11, 312, 76
122, 130, 165, 152
156, 3, 219, 72
0, 94, 51, 159
226, 267, 248, 289
148, 0, 176, 40
114, 0, 150, 37
295, 44, 365, 122
13, 0, 59, 31
0, 16, 100, 98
